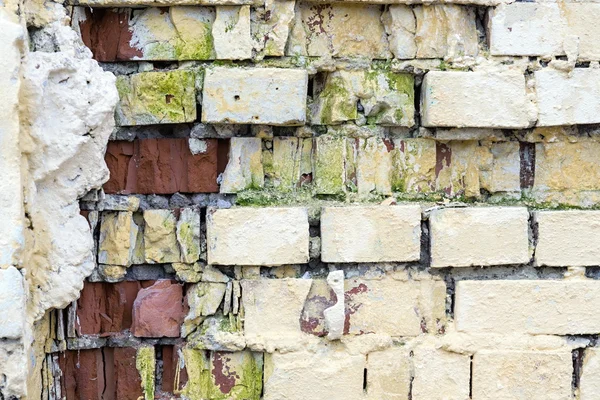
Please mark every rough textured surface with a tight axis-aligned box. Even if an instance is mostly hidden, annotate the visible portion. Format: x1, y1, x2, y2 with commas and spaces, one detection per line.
456, 280, 600, 334
207, 207, 309, 265
412, 346, 471, 400
421, 71, 534, 128
472, 351, 572, 400
202, 67, 307, 125
21, 22, 119, 320
535, 69, 600, 126
429, 207, 530, 268
131, 280, 185, 337
264, 346, 365, 400
0, 267, 25, 339
116, 70, 196, 126
535, 211, 600, 267
580, 348, 600, 400
320, 205, 421, 263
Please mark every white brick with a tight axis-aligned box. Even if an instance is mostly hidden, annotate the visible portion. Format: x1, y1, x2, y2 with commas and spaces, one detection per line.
456, 280, 600, 334
535, 211, 600, 267
264, 347, 365, 400
202, 67, 307, 125
580, 348, 600, 400
563, 3, 600, 61
489, 3, 564, 56
429, 207, 530, 268
412, 347, 471, 400
366, 348, 410, 400
320, 205, 421, 263
0, 267, 25, 339
241, 278, 312, 341
344, 278, 446, 337
421, 71, 533, 129
472, 350, 572, 400
536, 69, 600, 126
207, 207, 309, 265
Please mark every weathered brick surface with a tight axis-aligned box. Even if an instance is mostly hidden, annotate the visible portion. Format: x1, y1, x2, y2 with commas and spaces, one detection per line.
421, 71, 533, 128
429, 207, 530, 268
455, 280, 600, 334
202, 67, 307, 125
33, 2, 600, 400
535, 211, 600, 267
131, 280, 185, 338
580, 348, 600, 400
116, 70, 196, 126
104, 139, 221, 195
365, 347, 410, 400
412, 347, 471, 400
472, 350, 572, 400
489, 3, 564, 56
320, 205, 421, 263
207, 207, 309, 265
536, 69, 600, 126
264, 347, 365, 400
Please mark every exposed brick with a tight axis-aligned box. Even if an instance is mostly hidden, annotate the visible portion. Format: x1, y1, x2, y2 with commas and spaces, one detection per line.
320, 205, 421, 263
429, 207, 530, 268
77, 282, 141, 336
131, 280, 185, 338
60, 349, 105, 400
535, 211, 600, 267
74, 8, 141, 62
76, 282, 105, 336
104, 139, 221, 195
455, 280, 600, 334
114, 347, 144, 400
472, 350, 572, 400
207, 207, 309, 266
421, 71, 533, 129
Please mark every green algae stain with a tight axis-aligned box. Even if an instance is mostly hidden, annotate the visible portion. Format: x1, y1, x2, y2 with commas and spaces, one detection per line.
136, 347, 155, 400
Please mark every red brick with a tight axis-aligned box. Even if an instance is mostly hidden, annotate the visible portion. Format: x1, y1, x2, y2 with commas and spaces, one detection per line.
77, 282, 143, 336
114, 347, 144, 400
76, 282, 106, 336
61, 349, 105, 400
131, 280, 185, 338
77, 8, 142, 62
102, 281, 141, 334
104, 139, 221, 195
103, 141, 135, 194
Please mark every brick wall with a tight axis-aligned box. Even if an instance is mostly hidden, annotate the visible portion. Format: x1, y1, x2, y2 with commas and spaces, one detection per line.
34, 0, 600, 399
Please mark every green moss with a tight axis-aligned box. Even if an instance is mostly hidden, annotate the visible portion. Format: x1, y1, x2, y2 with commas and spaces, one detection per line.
135, 70, 196, 124
136, 347, 155, 400
175, 23, 214, 60
318, 75, 357, 125
314, 136, 346, 194
181, 349, 262, 400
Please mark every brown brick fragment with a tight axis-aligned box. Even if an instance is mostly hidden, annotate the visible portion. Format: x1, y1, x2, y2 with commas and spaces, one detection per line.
76, 282, 105, 336
114, 347, 144, 400
77, 8, 142, 62
104, 139, 221, 194
131, 280, 185, 338
103, 141, 135, 194
61, 349, 105, 400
